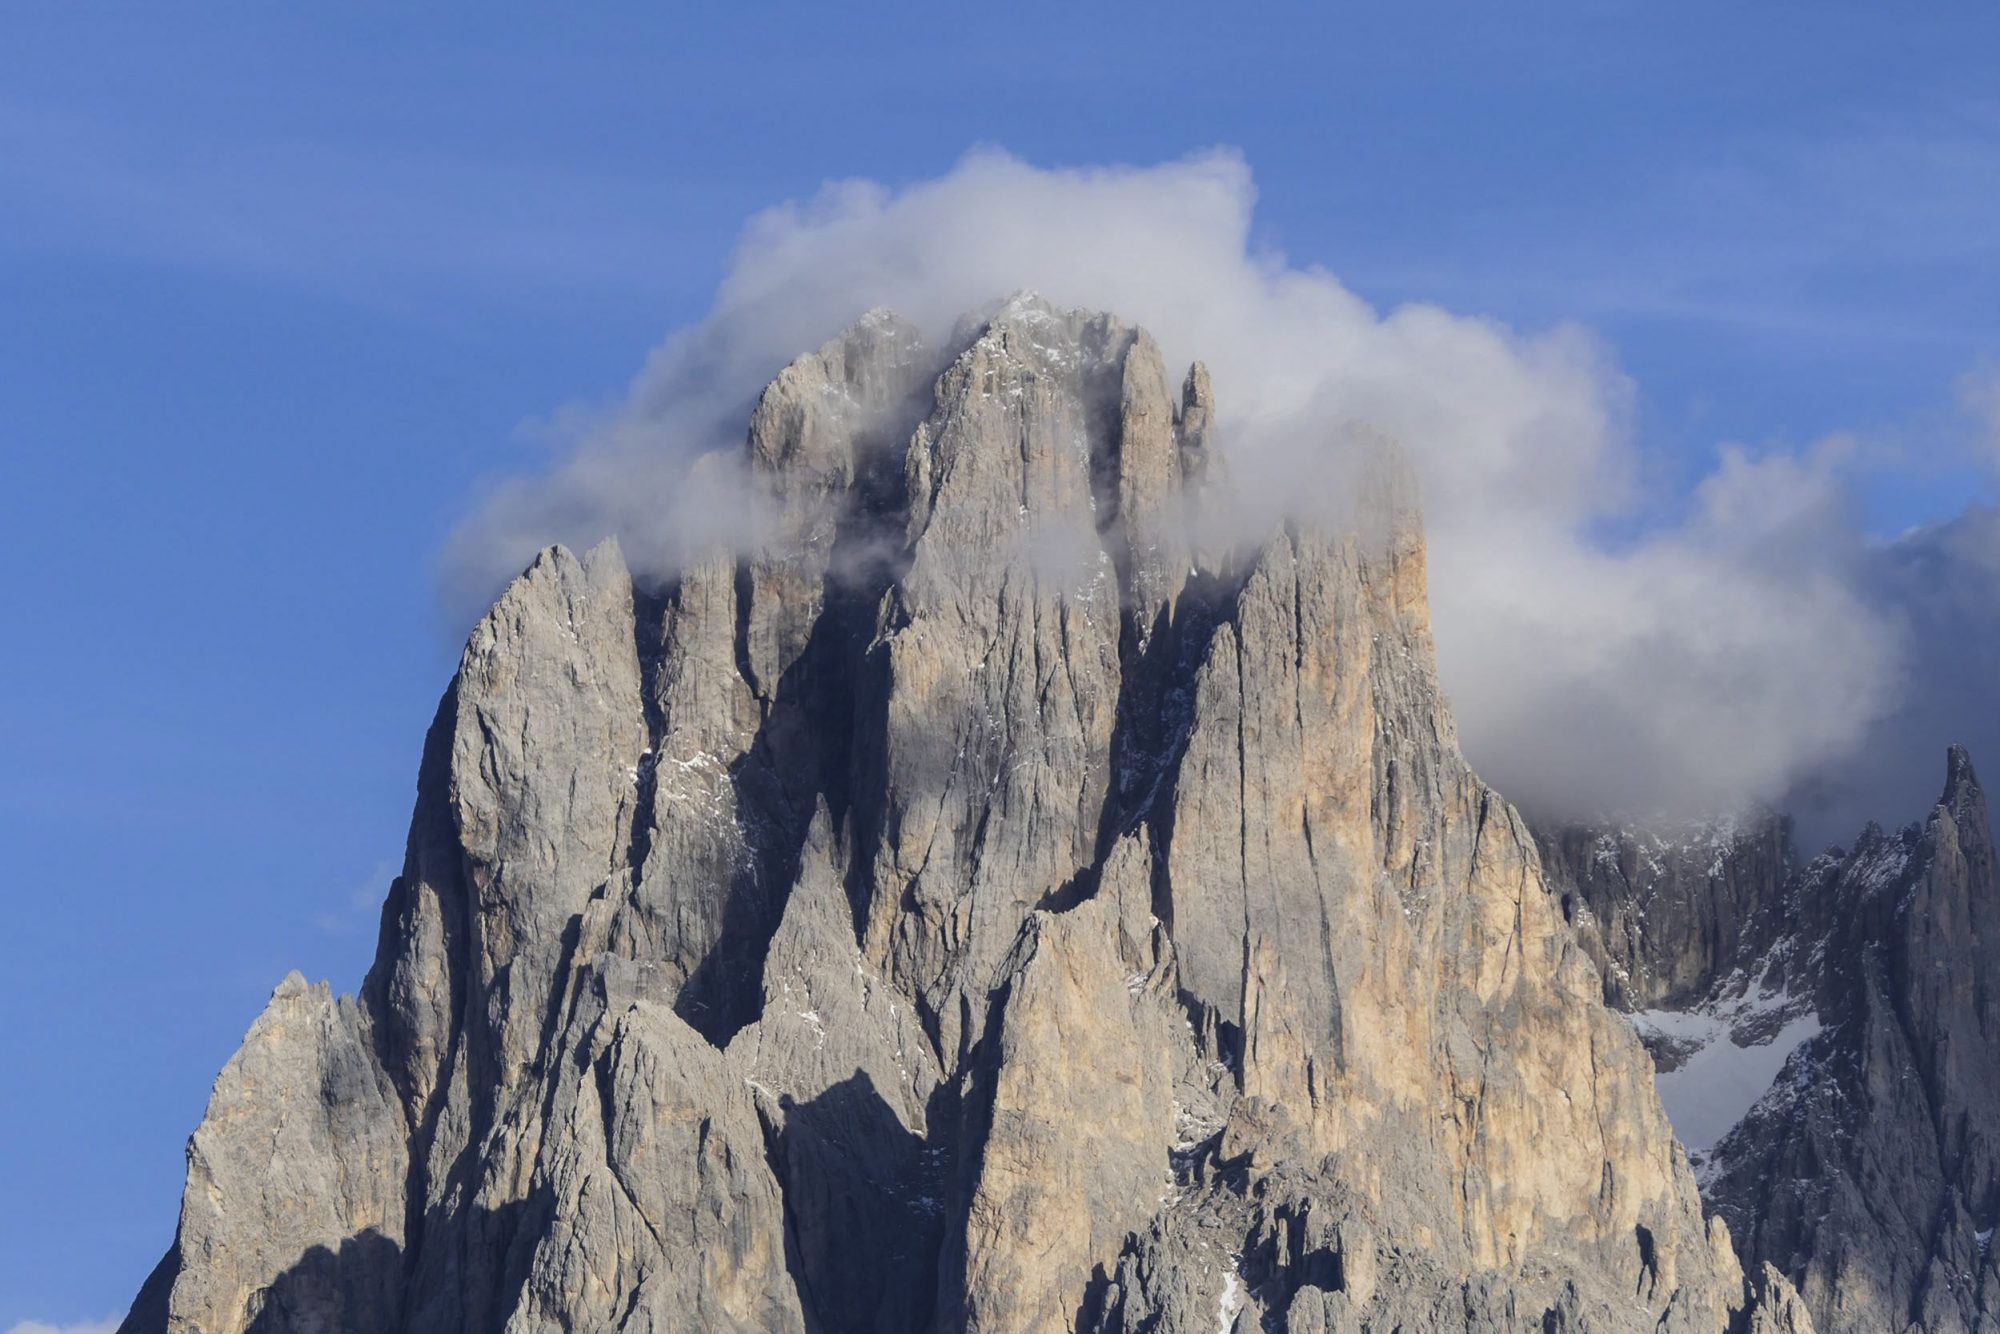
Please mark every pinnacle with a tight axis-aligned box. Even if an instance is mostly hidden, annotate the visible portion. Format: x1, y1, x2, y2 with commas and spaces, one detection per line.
1943, 742, 1983, 814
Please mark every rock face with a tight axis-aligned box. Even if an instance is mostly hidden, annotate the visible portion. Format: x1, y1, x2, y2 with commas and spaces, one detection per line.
1534, 815, 1829, 1164
1701, 751, 2000, 1334
1537, 814, 1798, 1013
1538, 753, 2000, 1334
123, 296, 1778, 1333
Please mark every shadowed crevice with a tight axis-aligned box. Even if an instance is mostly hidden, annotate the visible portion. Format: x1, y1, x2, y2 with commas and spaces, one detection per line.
676, 391, 926, 1046
762, 1070, 945, 1333
242, 1230, 404, 1334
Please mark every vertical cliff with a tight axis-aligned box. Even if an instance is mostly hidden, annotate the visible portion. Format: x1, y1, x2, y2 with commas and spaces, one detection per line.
1702, 751, 2000, 1333
122, 297, 1778, 1333
1539, 752, 2000, 1334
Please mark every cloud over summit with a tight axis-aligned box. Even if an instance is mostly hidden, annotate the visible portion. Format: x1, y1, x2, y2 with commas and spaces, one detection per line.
443, 149, 1988, 833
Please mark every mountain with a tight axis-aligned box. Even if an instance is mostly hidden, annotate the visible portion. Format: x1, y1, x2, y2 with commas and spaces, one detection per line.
1537, 750, 2000, 1334
121, 296, 1798, 1333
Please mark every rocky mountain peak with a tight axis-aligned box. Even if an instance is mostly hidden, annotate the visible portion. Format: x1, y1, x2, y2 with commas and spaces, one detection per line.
1943, 741, 1982, 820
1533, 741, 2000, 1334
122, 302, 1792, 1333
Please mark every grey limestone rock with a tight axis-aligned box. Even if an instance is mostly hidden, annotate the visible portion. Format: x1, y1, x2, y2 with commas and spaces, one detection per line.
1538, 749, 2000, 1334
1701, 749, 2000, 1334
128, 974, 407, 1334
124, 298, 1788, 1333
1537, 813, 1799, 1012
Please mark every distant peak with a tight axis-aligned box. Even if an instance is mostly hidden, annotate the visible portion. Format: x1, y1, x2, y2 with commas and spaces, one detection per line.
845, 306, 924, 347
1943, 743, 1982, 811
994, 289, 1056, 319
950, 290, 1068, 344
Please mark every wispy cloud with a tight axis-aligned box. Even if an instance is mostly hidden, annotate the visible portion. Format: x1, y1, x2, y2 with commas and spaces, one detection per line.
433, 147, 1994, 828
1393, 106, 2000, 353
7, 1317, 120, 1334
312, 860, 399, 936
0, 100, 717, 316
1960, 360, 2000, 475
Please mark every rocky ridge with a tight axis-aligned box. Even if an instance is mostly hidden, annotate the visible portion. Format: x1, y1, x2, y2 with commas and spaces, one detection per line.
123, 296, 1792, 1333
1538, 751, 2000, 1334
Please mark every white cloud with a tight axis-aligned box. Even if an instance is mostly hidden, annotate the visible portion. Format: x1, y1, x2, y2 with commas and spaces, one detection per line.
7, 1318, 120, 1334
312, 859, 400, 936
1960, 361, 2000, 474
441, 148, 1942, 825
1787, 501, 2000, 849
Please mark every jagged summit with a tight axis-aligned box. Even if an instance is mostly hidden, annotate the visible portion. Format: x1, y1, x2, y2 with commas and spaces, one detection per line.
123, 305, 1794, 1333
1943, 741, 1981, 814
1696, 743, 2000, 1333
1535, 744, 2000, 1333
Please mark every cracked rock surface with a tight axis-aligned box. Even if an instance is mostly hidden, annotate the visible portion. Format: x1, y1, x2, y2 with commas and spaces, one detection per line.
122, 297, 1790, 1333
1539, 749, 2000, 1334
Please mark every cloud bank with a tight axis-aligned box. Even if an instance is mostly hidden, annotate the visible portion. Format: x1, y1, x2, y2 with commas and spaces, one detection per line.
443, 148, 1992, 836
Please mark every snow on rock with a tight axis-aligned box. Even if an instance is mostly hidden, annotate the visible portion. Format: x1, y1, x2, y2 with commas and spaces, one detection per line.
1631, 991, 1821, 1153
1215, 1258, 1245, 1333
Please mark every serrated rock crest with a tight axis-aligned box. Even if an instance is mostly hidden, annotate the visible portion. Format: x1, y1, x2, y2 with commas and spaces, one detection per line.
122, 300, 1773, 1334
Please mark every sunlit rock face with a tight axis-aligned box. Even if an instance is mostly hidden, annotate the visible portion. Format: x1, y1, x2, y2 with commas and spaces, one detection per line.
122, 297, 1787, 1334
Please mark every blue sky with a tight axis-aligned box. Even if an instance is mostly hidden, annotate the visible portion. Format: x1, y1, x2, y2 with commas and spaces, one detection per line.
2, 3, 1996, 1325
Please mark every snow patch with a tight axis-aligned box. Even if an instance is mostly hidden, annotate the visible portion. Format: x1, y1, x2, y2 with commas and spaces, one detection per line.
1215, 1257, 1245, 1333
1631, 1001, 1820, 1153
